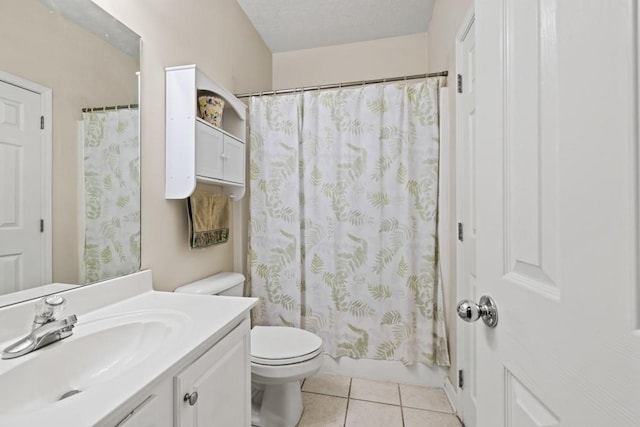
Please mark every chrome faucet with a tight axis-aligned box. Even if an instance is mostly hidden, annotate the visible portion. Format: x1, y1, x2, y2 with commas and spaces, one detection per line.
2, 295, 78, 360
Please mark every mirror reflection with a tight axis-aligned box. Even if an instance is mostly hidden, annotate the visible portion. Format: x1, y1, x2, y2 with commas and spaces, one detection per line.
0, 0, 141, 306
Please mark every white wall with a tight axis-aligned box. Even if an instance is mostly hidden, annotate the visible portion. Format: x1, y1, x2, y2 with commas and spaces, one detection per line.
93, 0, 272, 291
0, 0, 139, 284
272, 33, 428, 89
427, 0, 474, 387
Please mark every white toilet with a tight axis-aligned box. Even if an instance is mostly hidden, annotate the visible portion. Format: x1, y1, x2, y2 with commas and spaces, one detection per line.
175, 272, 323, 427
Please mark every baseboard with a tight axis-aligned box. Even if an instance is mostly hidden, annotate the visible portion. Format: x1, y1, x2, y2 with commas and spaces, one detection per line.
319, 355, 448, 387
443, 375, 459, 414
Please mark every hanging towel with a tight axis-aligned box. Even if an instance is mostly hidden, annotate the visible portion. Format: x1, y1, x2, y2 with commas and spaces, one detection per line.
187, 190, 230, 248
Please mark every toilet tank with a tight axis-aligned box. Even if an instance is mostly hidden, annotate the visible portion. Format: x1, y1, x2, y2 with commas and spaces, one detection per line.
174, 272, 245, 296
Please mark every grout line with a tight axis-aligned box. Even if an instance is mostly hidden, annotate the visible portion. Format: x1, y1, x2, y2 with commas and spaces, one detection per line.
401, 405, 455, 415
398, 383, 405, 427
343, 377, 352, 427
348, 397, 402, 407
301, 390, 349, 399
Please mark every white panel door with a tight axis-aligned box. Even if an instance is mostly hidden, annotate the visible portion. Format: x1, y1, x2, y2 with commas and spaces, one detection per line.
469, 1, 640, 426
174, 319, 251, 427
0, 80, 42, 295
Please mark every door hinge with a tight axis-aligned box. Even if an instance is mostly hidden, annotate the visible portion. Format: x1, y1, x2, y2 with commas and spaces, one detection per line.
40, 219, 44, 233
457, 74, 463, 93
40, 116, 44, 130
458, 369, 464, 389
458, 222, 464, 242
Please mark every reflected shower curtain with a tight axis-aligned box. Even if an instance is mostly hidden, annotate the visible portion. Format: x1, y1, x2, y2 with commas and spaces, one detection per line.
81, 109, 140, 284
249, 80, 449, 366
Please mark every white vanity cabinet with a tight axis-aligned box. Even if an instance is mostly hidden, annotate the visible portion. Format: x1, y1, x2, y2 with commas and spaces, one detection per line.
165, 65, 247, 200
174, 318, 251, 427
107, 318, 251, 427
0, 272, 258, 427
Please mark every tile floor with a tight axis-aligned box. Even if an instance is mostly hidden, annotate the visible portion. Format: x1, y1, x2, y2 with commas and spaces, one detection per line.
296, 374, 463, 427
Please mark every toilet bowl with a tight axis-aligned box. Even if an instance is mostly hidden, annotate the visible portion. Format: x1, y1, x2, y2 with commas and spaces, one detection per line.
175, 272, 323, 427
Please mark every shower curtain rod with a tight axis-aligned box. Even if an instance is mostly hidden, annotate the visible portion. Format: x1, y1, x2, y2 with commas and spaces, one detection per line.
81, 103, 139, 112
234, 71, 448, 99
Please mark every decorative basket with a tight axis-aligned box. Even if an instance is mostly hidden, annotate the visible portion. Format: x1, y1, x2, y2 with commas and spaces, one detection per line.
197, 90, 225, 128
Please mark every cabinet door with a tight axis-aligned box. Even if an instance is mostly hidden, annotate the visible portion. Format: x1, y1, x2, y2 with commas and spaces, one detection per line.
195, 121, 224, 180
175, 318, 251, 427
223, 136, 245, 184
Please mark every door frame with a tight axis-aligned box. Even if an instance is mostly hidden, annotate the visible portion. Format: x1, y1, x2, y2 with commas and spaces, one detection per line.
454, 5, 476, 425
0, 70, 52, 285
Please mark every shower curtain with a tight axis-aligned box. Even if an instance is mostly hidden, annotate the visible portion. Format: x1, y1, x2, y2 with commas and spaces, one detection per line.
249, 79, 449, 366
81, 109, 140, 284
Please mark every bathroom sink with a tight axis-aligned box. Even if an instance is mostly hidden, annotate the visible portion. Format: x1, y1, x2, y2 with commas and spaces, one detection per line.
0, 309, 187, 416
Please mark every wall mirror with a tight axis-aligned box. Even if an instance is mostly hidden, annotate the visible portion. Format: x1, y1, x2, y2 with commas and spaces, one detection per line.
0, 0, 141, 307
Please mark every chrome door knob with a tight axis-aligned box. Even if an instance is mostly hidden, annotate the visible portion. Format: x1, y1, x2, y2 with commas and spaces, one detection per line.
457, 295, 498, 328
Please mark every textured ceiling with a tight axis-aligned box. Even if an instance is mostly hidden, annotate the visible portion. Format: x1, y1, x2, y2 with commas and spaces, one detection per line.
237, 0, 436, 53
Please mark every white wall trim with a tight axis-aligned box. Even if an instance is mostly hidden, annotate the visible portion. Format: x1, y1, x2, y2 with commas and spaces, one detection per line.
0, 70, 53, 285
320, 355, 448, 388
77, 121, 86, 284
443, 375, 459, 414
455, 5, 476, 425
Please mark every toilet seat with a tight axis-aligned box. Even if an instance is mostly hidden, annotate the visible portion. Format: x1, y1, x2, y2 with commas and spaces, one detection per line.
251, 326, 323, 366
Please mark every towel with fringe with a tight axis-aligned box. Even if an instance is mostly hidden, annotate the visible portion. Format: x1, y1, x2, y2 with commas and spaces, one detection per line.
187, 191, 230, 248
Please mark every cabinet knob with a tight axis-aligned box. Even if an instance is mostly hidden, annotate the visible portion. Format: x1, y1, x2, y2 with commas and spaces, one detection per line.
184, 391, 198, 406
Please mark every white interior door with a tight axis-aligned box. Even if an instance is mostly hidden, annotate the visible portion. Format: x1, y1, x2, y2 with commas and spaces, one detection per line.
455, 12, 477, 427
0, 80, 43, 294
465, 1, 640, 425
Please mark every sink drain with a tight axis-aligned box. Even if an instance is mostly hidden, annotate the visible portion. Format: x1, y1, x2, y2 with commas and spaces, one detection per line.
58, 389, 82, 401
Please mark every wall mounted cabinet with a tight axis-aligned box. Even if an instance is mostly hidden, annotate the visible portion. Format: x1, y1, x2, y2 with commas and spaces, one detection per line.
165, 65, 246, 200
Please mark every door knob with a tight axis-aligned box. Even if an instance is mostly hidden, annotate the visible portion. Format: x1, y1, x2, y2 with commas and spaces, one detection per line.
457, 295, 498, 328
184, 391, 198, 406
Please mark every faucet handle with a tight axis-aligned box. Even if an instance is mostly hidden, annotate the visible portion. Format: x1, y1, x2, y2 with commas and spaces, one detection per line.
34, 295, 66, 326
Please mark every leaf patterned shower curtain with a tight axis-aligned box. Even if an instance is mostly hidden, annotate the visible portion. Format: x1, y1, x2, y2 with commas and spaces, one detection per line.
249, 79, 450, 366
82, 109, 140, 284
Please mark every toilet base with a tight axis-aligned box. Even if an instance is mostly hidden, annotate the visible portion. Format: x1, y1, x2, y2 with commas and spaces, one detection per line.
251, 380, 303, 427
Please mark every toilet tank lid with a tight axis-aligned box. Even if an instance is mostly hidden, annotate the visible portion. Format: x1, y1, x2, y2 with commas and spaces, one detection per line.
174, 272, 245, 295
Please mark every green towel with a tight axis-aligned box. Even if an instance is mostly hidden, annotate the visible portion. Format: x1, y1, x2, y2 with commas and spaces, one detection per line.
187, 191, 230, 248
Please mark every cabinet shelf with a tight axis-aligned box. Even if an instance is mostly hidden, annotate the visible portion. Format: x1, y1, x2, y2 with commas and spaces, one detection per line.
165, 65, 246, 200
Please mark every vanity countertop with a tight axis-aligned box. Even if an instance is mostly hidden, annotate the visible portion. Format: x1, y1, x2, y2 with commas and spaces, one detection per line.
0, 271, 258, 426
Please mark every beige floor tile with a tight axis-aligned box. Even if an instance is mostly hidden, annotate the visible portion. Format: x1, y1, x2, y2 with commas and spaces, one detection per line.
345, 399, 403, 427
349, 377, 400, 405
399, 384, 453, 413
296, 392, 348, 427
302, 374, 351, 398
403, 407, 462, 427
